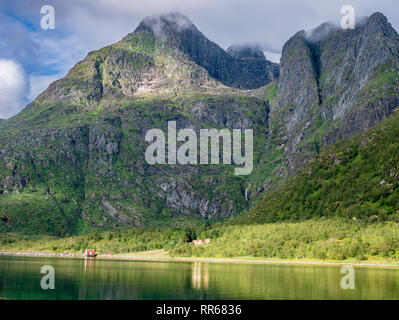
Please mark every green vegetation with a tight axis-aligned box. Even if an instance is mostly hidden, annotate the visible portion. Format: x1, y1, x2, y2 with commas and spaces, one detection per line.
2, 217, 399, 263
355, 62, 398, 107
244, 110, 399, 224
172, 218, 399, 262
0, 223, 211, 254
264, 82, 277, 103
2, 110, 399, 264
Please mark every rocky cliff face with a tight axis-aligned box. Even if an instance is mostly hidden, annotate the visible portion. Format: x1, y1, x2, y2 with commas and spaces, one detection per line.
273, 12, 399, 174
0, 12, 398, 235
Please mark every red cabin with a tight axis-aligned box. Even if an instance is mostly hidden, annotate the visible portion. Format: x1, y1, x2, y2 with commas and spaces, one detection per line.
85, 249, 96, 258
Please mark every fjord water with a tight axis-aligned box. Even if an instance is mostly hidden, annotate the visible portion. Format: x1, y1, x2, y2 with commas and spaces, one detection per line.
1, 255, 399, 300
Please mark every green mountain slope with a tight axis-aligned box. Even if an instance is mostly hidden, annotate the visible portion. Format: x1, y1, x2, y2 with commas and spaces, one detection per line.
243, 109, 399, 224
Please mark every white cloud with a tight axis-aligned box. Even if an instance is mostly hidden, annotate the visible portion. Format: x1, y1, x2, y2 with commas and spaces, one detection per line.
6, 0, 398, 63
264, 51, 281, 63
0, 59, 29, 119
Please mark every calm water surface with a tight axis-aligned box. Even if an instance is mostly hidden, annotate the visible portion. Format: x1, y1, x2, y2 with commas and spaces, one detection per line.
0, 255, 399, 299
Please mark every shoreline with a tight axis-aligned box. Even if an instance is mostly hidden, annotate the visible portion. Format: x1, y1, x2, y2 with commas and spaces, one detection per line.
1, 251, 399, 268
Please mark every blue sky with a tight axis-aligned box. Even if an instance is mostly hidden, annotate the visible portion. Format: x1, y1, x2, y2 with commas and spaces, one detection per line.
0, 0, 398, 118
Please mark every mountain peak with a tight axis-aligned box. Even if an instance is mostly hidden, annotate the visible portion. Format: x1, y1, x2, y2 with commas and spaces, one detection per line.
133, 12, 278, 89
367, 12, 388, 25
305, 22, 338, 43
134, 12, 196, 37
365, 12, 399, 38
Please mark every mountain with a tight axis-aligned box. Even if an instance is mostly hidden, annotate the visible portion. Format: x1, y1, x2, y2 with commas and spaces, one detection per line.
134, 12, 279, 89
0, 13, 272, 235
273, 12, 399, 176
0, 12, 398, 236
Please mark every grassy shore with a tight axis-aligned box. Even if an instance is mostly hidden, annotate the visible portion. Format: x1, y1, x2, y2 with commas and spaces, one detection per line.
1, 217, 399, 266
95, 250, 399, 267
1, 249, 399, 268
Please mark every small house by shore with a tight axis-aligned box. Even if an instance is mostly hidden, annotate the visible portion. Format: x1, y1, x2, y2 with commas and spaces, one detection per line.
84, 249, 96, 258
193, 238, 211, 246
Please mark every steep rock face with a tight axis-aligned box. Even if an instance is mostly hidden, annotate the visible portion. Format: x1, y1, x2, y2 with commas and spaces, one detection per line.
134, 12, 279, 89
274, 31, 321, 173
273, 12, 399, 174
318, 13, 399, 144
312, 13, 399, 119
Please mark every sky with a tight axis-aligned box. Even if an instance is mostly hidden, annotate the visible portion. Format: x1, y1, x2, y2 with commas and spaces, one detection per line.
0, 0, 398, 119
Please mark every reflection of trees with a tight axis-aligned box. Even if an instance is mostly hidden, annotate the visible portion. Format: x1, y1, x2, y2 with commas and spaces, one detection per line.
84, 258, 95, 272
76, 260, 197, 299
3, 257, 399, 299
192, 262, 209, 290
